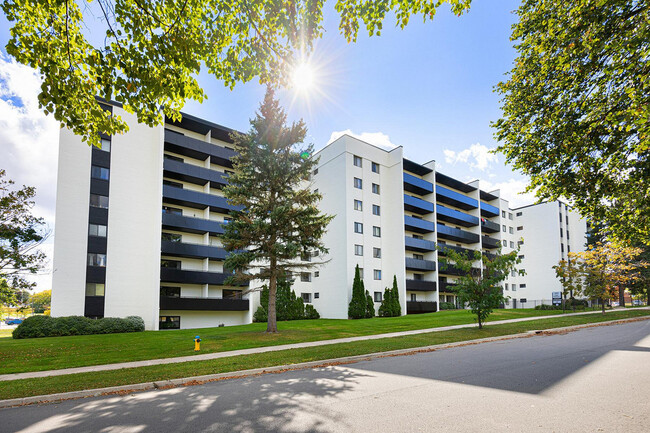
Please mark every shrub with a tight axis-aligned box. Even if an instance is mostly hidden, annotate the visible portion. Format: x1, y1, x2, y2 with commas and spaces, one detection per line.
378, 276, 402, 317
348, 265, 367, 319
534, 304, 558, 310
253, 306, 268, 322
305, 304, 320, 319
12, 315, 144, 339
365, 290, 375, 318
439, 302, 456, 310
255, 279, 320, 321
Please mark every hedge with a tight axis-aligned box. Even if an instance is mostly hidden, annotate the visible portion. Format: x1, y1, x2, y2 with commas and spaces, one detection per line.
12, 315, 145, 339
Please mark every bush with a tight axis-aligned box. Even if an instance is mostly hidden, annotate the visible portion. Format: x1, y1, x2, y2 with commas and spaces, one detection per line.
534, 304, 558, 310
348, 265, 367, 319
254, 278, 321, 322
12, 315, 145, 339
305, 304, 320, 319
439, 302, 456, 310
253, 306, 268, 323
378, 276, 401, 317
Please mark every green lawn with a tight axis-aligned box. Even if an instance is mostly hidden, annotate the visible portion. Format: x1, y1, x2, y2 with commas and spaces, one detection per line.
0, 329, 12, 339
0, 309, 567, 375
1, 309, 647, 400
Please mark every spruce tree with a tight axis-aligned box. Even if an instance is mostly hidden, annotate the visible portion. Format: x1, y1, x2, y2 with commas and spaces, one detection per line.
365, 290, 375, 318
391, 275, 401, 316
348, 265, 367, 319
378, 287, 392, 317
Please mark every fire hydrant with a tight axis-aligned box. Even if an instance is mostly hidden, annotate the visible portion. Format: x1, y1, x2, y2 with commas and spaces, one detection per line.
194, 335, 201, 352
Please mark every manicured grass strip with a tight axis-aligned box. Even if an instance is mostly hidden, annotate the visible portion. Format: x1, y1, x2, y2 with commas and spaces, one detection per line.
1, 309, 647, 401
0, 309, 568, 374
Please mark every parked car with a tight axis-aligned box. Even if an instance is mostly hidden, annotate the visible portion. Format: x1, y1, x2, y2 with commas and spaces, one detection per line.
4, 318, 23, 325
632, 300, 643, 306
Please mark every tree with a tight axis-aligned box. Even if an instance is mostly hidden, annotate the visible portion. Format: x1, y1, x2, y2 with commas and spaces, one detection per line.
440, 247, 521, 329
2, 0, 471, 147
0, 170, 48, 305
253, 277, 319, 322
378, 276, 401, 317
627, 244, 650, 306
553, 258, 584, 312
29, 289, 51, 314
222, 88, 332, 333
348, 265, 367, 319
390, 275, 401, 316
365, 290, 375, 318
494, 1, 650, 243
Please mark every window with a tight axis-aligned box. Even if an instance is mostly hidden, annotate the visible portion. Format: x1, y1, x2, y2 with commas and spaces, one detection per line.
567, 231, 570, 240
301, 272, 312, 282
517, 226, 523, 231
301, 293, 312, 303
161, 232, 182, 242
91, 166, 110, 180
519, 284, 527, 288
354, 222, 363, 234
354, 177, 362, 189
223, 289, 243, 299
224, 217, 233, 223
87, 253, 106, 267
502, 210, 506, 218
86, 283, 105, 296
518, 255, 525, 259
560, 228, 564, 237
512, 284, 517, 291
371, 162, 379, 173
314, 189, 319, 194
508, 213, 513, 220
159, 316, 180, 329
301, 253, 311, 262
412, 234, 423, 240
88, 224, 107, 237
374, 269, 382, 280
163, 153, 183, 163
163, 179, 183, 188
89, 194, 109, 209
354, 199, 363, 211
373, 226, 381, 237
566, 215, 569, 225
314, 292, 319, 299
504, 283, 509, 291
516, 212, 522, 217
358, 268, 364, 279
160, 286, 181, 298
509, 227, 514, 234
410, 293, 417, 301
162, 206, 182, 215
559, 213, 563, 222
518, 240, 524, 246
314, 168, 319, 175
511, 270, 517, 277
355, 244, 364, 256
161, 259, 181, 269
413, 253, 424, 260
353, 155, 362, 167
372, 183, 380, 194
502, 225, 507, 232
314, 271, 319, 278
373, 247, 381, 258
98, 138, 111, 152
374, 292, 382, 302
561, 243, 565, 252
413, 273, 423, 280
372, 204, 381, 216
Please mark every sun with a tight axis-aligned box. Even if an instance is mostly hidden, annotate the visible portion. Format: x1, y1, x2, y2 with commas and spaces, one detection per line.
291, 62, 315, 93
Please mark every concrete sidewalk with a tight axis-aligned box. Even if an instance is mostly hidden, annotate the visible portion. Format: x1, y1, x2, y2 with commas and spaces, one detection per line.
0, 308, 641, 382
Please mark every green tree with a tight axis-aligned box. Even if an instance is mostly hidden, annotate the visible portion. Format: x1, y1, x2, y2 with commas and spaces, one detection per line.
222, 88, 332, 333
2, 0, 470, 147
628, 244, 650, 306
29, 289, 51, 314
253, 277, 318, 322
365, 290, 375, 318
0, 170, 48, 305
440, 246, 521, 329
348, 265, 367, 319
378, 287, 392, 317
553, 258, 584, 312
390, 275, 401, 316
494, 1, 650, 243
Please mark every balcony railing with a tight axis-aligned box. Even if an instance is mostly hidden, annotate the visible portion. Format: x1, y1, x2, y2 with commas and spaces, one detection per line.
482, 235, 500, 249
438, 263, 467, 276
160, 268, 248, 286
403, 194, 434, 214
439, 281, 458, 292
437, 244, 476, 258
404, 236, 437, 253
405, 279, 437, 292
436, 205, 479, 228
162, 185, 241, 213
480, 219, 500, 233
164, 129, 236, 168
160, 296, 249, 311
163, 158, 228, 189
436, 186, 478, 211
405, 257, 437, 272
407, 301, 438, 314
437, 224, 480, 244
480, 201, 500, 218
403, 173, 434, 196
161, 241, 228, 260
404, 216, 435, 234
161, 213, 225, 236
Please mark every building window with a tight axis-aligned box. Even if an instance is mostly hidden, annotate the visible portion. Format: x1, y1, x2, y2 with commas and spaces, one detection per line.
512, 284, 517, 291
88, 224, 107, 237
160, 286, 181, 297
358, 268, 364, 279
509, 227, 514, 234
559, 213, 563, 222
410, 293, 417, 301
314, 168, 319, 175
560, 228, 564, 237
371, 162, 379, 173
314, 292, 319, 299
373, 226, 381, 237
161, 259, 181, 269
162, 206, 182, 215
516, 211, 522, 217
413, 253, 424, 260
567, 231, 570, 240
413, 234, 423, 240
504, 283, 509, 291
301, 293, 312, 303
372, 183, 380, 194
511, 270, 517, 277
374, 291, 382, 302
314, 271, 319, 278
159, 316, 180, 329
163, 179, 183, 188
301, 272, 312, 282
163, 153, 183, 163
374, 269, 382, 280
517, 226, 523, 231
373, 247, 381, 258
372, 204, 380, 216
561, 243, 565, 252
223, 289, 243, 299
314, 189, 319, 194
354, 177, 362, 189
91, 166, 110, 180
353, 155, 362, 167
354, 199, 363, 211
502, 225, 506, 232
413, 273, 423, 280
89, 194, 109, 209
87, 253, 107, 267
354, 222, 363, 234
85, 283, 105, 296
502, 210, 506, 218
99, 138, 111, 152
508, 213, 513, 220
518, 255, 525, 259
520, 284, 527, 288
566, 215, 569, 225
355, 244, 364, 256
161, 232, 182, 242
518, 240, 524, 246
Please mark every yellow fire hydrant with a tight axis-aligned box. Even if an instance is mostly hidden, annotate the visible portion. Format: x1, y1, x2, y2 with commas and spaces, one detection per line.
194, 335, 201, 352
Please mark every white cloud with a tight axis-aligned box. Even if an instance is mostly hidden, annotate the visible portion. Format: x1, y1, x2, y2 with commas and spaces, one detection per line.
443, 142, 498, 171
328, 129, 399, 151
480, 178, 537, 209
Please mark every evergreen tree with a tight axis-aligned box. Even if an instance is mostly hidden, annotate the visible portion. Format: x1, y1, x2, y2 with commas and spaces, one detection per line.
365, 290, 375, 318
348, 265, 367, 319
378, 287, 393, 317
390, 275, 401, 316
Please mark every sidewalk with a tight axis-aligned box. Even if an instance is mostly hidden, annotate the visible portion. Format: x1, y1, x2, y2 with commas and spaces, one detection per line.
3, 308, 636, 383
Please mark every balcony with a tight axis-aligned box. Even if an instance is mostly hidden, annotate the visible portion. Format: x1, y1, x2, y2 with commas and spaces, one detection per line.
439, 281, 458, 292
437, 224, 480, 244
160, 268, 248, 286
436, 186, 478, 211
159, 296, 249, 311
164, 129, 236, 168
405, 258, 436, 272
161, 241, 228, 260
163, 158, 228, 189
404, 195, 434, 214
437, 244, 476, 258
407, 301, 438, 314
162, 185, 241, 213
436, 205, 479, 228
480, 219, 500, 233
404, 236, 437, 253
406, 279, 437, 292
403, 173, 434, 196
438, 263, 467, 277
436, 172, 476, 193
482, 235, 500, 249
404, 215, 435, 234
480, 202, 500, 218
161, 213, 225, 236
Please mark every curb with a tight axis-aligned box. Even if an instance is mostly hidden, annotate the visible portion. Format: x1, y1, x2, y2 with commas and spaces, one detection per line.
1, 315, 647, 409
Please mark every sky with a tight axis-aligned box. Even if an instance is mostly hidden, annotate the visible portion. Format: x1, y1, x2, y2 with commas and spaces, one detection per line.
0, 0, 535, 292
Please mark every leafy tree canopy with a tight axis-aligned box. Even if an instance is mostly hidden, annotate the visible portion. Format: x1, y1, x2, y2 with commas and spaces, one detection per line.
494, 0, 650, 243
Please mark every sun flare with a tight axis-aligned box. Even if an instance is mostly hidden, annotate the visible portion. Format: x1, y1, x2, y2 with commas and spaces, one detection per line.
292, 62, 315, 92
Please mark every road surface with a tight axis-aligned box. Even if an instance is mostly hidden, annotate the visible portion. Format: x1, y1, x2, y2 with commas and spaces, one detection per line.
2, 320, 649, 432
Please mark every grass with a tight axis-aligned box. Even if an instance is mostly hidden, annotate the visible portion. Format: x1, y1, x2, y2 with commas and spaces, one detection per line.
0, 329, 13, 339
0, 309, 567, 375
0, 309, 647, 400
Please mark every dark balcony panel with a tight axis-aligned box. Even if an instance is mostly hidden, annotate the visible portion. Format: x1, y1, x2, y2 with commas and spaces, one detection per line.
164, 129, 236, 168
438, 263, 467, 277
407, 301, 438, 314
403, 159, 433, 176
404, 237, 437, 253
482, 235, 500, 249
405, 257, 437, 272
480, 219, 500, 233
89, 207, 109, 225
404, 216, 435, 234
91, 148, 111, 168
404, 195, 434, 214
166, 112, 237, 144
436, 205, 479, 227
87, 236, 107, 254
90, 179, 110, 196
162, 213, 226, 236
480, 190, 498, 201
436, 186, 479, 211
437, 244, 476, 258
163, 158, 228, 189
84, 296, 105, 317
439, 281, 458, 292
403, 173, 434, 196
406, 279, 437, 292
160, 268, 248, 286
480, 202, 500, 217
86, 266, 106, 283
161, 241, 228, 260
160, 296, 249, 311
437, 224, 480, 244
162, 185, 241, 213
435, 172, 476, 193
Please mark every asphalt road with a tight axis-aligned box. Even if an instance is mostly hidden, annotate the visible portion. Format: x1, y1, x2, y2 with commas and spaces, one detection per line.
2, 320, 649, 433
